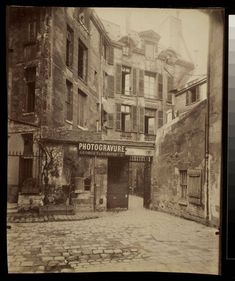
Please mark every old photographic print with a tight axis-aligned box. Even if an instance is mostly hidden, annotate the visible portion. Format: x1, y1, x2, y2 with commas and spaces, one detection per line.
7, 7, 223, 274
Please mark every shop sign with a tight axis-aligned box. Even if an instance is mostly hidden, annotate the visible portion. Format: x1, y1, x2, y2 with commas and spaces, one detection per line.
78, 142, 126, 157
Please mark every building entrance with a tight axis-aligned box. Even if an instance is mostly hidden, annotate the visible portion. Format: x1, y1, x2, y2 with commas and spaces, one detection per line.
107, 155, 152, 210
107, 157, 129, 209
129, 157, 152, 209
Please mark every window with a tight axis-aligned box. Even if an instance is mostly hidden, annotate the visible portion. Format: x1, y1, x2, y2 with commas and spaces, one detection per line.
180, 170, 187, 200
123, 46, 129, 56
77, 89, 86, 127
66, 81, 73, 122
27, 21, 37, 43
22, 134, 33, 155
66, 26, 73, 67
103, 72, 108, 98
144, 72, 156, 98
78, 39, 88, 81
158, 74, 163, 100
145, 43, 155, 59
186, 87, 200, 105
84, 177, 91, 191
145, 109, 156, 135
24, 67, 36, 113
122, 66, 131, 95
121, 105, 131, 132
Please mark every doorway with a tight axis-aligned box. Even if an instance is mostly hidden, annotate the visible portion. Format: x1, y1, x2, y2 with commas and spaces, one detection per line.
128, 159, 152, 209
107, 157, 129, 209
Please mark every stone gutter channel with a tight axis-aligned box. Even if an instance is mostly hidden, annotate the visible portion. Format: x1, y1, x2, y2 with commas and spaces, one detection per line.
7, 212, 104, 223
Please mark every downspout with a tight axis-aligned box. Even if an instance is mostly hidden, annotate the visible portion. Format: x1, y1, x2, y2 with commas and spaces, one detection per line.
205, 13, 211, 225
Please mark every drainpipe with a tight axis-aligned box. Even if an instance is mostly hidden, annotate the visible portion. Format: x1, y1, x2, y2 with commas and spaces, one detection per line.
93, 155, 97, 211
205, 14, 211, 225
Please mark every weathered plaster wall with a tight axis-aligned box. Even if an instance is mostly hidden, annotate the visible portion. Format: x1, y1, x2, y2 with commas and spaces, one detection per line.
208, 11, 224, 227
152, 100, 207, 224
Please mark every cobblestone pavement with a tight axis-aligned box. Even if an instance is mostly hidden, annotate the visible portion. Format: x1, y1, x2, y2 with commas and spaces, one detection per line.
7, 196, 219, 274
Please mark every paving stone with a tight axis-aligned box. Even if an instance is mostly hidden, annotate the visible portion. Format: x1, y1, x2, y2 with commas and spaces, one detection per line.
92, 249, 103, 254
104, 249, 114, 254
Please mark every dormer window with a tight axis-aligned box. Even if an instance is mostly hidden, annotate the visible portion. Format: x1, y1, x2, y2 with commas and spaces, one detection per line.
145, 43, 155, 59
123, 46, 129, 56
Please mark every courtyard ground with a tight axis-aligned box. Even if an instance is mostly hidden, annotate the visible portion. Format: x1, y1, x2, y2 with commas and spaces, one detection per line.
7, 195, 219, 274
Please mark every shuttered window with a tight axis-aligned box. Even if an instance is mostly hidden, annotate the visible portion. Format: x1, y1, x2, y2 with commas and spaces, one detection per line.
77, 89, 86, 127
78, 39, 88, 81
132, 68, 137, 95
115, 103, 121, 130
145, 109, 156, 135
188, 169, 202, 205
167, 76, 173, 103
158, 110, 163, 128
66, 80, 73, 122
116, 64, 122, 94
132, 106, 138, 132
144, 72, 156, 98
121, 66, 131, 95
66, 26, 74, 68
186, 87, 200, 106
139, 69, 144, 96
107, 75, 114, 98
108, 46, 114, 65
158, 74, 163, 100
139, 107, 145, 133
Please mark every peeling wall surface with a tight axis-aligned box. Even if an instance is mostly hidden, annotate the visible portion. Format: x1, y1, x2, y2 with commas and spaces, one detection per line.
207, 11, 224, 227
152, 100, 207, 224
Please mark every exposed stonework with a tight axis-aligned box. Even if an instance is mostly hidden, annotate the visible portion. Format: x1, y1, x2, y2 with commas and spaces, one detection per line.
152, 100, 208, 224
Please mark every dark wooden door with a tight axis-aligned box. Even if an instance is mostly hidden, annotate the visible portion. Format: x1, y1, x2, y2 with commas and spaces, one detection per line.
107, 157, 129, 209
143, 161, 151, 208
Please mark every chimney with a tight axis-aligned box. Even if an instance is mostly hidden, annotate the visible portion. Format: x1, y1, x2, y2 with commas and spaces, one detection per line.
125, 10, 131, 36
169, 15, 182, 53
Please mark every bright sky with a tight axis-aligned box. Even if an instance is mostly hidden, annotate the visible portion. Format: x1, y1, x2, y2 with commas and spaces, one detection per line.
95, 8, 209, 76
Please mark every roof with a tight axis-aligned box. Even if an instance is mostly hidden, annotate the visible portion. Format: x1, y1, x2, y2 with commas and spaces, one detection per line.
175, 77, 207, 96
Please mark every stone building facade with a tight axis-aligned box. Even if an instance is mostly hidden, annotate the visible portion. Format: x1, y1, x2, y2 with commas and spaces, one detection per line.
7, 7, 196, 214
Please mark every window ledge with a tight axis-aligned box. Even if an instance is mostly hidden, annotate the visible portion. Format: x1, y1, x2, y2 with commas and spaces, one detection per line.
66, 65, 73, 73
22, 112, 35, 116
77, 125, 88, 131
178, 201, 188, 206
65, 120, 73, 125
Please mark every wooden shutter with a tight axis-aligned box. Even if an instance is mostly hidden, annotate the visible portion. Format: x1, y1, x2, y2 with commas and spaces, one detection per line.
132, 68, 137, 95
108, 113, 114, 128
107, 75, 114, 98
116, 64, 122, 94
115, 104, 121, 131
158, 110, 163, 128
139, 69, 144, 96
196, 87, 200, 101
108, 46, 114, 65
186, 91, 190, 105
132, 106, 138, 132
22, 79, 28, 113
158, 74, 163, 100
139, 107, 144, 133
188, 169, 202, 205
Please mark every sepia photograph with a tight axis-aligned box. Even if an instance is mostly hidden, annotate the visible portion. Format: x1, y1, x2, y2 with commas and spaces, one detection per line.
7, 6, 223, 274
